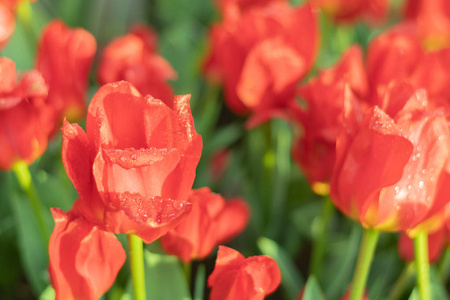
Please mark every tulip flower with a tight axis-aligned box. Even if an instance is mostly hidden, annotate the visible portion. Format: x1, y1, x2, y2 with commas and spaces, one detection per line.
208, 246, 281, 300
0, 3, 15, 51
161, 187, 249, 262
36, 20, 96, 123
291, 46, 368, 188
98, 25, 176, 106
62, 81, 202, 243
49, 208, 126, 300
204, 2, 319, 127
366, 24, 424, 104
215, 0, 288, 21
408, 49, 450, 105
0, 57, 51, 170
404, 0, 450, 50
330, 83, 450, 233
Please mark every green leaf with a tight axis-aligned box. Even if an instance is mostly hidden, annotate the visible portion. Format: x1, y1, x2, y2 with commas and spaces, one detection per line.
408, 289, 420, 300
409, 263, 450, 300
367, 248, 403, 300
257, 237, 303, 299
34, 169, 76, 212
324, 224, 362, 300
38, 285, 55, 300
290, 201, 323, 238
122, 249, 191, 300
204, 124, 243, 154
302, 276, 326, 300
8, 175, 49, 296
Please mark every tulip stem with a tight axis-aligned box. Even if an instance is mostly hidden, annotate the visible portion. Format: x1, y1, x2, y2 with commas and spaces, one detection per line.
16, 1, 37, 52
182, 262, 191, 286
414, 231, 431, 300
349, 228, 380, 300
386, 262, 415, 300
193, 264, 206, 300
12, 161, 49, 244
128, 234, 146, 300
310, 195, 334, 277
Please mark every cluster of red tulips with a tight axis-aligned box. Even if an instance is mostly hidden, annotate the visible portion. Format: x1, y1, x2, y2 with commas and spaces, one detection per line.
1, 0, 450, 299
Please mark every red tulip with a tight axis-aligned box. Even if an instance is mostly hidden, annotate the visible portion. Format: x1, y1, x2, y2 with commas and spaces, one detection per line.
216, 0, 288, 21
292, 46, 368, 187
330, 83, 450, 233
0, 57, 52, 170
208, 246, 281, 300
404, 0, 450, 50
366, 25, 424, 104
49, 208, 126, 300
161, 187, 249, 262
36, 20, 96, 123
0, 3, 15, 51
408, 49, 450, 104
310, 0, 388, 24
98, 25, 176, 107
129, 23, 158, 53
62, 81, 202, 243
204, 2, 319, 127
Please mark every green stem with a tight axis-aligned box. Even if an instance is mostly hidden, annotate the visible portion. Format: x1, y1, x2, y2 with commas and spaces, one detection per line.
349, 228, 380, 300
16, 1, 38, 53
182, 261, 191, 286
128, 234, 146, 300
193, 264, 206, 300
310, 196, 334, 277
414, 231, 431, 300
387, 262, 416, 300
12, 161, 49, 244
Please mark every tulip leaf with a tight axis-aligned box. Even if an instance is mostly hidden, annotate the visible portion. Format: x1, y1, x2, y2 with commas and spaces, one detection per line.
204, 123, 244, 154
324, 224, 362, 300
121, 250, 191, 300
257, 237, 304, 299
302, 276, 326, 300
367, 248, 402, 300
38, 285, 55, 300
8, 174, 49, 295
408, 266, 449, 300
128, 249, 191, 300
34, 169, 76, 211
0, 174, 22, 298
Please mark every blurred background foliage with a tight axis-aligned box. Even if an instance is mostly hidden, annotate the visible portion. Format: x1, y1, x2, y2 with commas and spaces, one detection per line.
0, 0, 449, 299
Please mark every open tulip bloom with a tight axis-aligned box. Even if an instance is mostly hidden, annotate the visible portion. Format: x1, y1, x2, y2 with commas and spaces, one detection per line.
49, 81, 203, 299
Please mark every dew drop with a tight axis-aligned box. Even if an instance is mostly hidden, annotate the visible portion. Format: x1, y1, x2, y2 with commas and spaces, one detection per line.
173, 201, 184, 210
